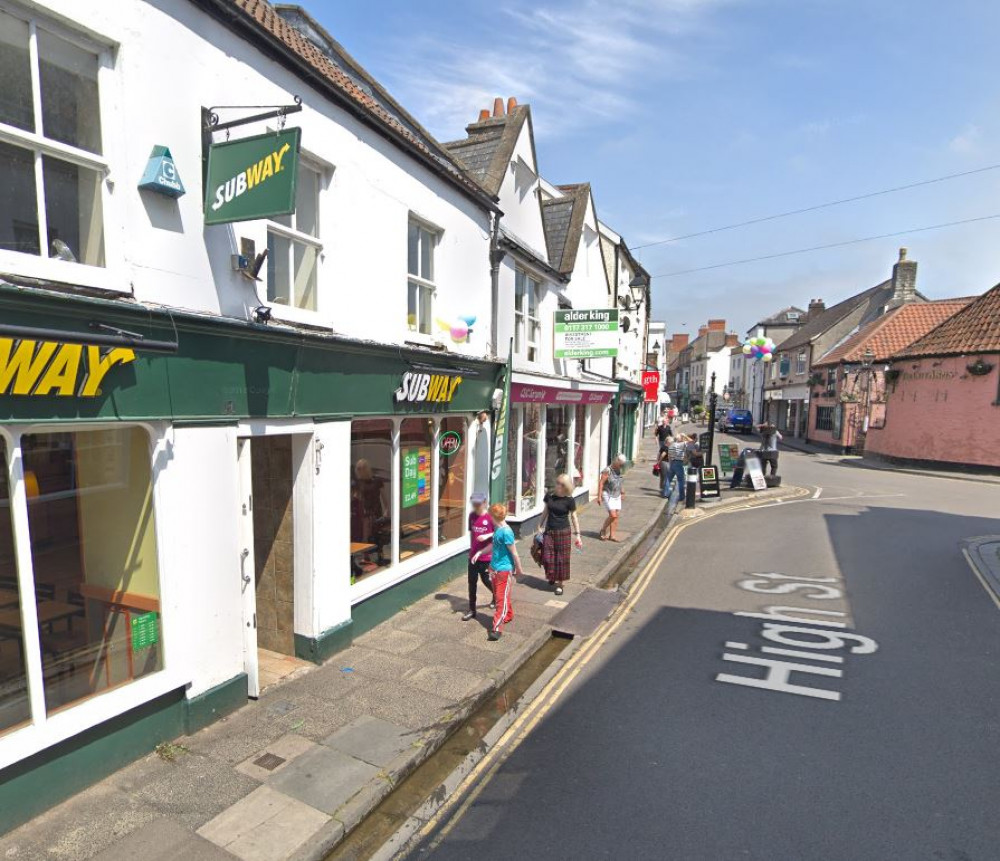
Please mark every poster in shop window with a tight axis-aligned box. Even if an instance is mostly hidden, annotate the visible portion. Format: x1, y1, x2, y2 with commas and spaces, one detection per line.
402, 448, 431, 508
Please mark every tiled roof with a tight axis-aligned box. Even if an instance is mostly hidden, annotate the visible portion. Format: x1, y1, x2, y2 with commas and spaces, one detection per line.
756, 306, 807, 327
443, 107, 530, 197
896, 283, 1000, 358
776, 281, 898, 352
541, 184, 592, 274
225, 1, 492, 205
814, 299, 973, 366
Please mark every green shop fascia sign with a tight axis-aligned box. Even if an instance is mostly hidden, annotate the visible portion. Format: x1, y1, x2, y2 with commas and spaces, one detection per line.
204, 128, 301, 226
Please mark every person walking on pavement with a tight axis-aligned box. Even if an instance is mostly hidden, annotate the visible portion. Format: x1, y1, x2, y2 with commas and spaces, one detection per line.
686, 435, 704, 470
657, 436, 674, 497
665, 435, 688, 503
488, 503, 523, 641
758, 423, 783, 476
538, 474, 583, 596
463, 492, 495, 621
597, 454, 627, 541
655, 416, 673, 448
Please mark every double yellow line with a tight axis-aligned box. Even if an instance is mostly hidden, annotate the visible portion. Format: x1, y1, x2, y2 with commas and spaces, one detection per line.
405, 488, 808, 855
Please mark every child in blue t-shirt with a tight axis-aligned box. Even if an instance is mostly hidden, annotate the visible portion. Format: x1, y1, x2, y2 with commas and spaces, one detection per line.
488, 503, 523, 641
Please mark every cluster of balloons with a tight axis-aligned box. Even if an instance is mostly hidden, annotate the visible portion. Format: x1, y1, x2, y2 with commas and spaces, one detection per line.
436, 315, 477, 343
742, 336, 776, 362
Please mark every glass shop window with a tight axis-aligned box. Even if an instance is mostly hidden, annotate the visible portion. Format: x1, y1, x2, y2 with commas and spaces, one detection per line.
573, 405, 587, 487
544, 405, 570, 492
505, 407, 520, 514
349, 420, 393, 585
398, 418, 434, 563
438, 417, 467, 544
520, 404, 541, 512
0, 440, 30, 736
21, 427, 162, 715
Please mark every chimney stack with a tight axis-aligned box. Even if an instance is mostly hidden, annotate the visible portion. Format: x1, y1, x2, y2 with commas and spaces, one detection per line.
478, 108, 490, 122
707, 319, 726, 332
889, 247, 918, 307
698, 325, 709, 338
507, 96, 518, 113
670, 333, 689, 353
807, 298, 826, 318
725, 333, 740, 348
493, 97, 504, 117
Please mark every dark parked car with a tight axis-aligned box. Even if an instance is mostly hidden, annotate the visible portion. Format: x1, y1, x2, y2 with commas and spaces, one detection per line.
719, 408, 753, 433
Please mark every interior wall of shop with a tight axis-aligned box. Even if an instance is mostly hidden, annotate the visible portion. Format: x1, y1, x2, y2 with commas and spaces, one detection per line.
24, 0, 492, 356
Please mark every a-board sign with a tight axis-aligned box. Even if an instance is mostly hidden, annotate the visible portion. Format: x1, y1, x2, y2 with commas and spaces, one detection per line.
744, 455, 768, 491
717, 444, 739, 474
700, 466, 721, 498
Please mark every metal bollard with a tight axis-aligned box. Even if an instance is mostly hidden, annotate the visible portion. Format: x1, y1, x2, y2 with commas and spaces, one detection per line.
685, 466, 698, 509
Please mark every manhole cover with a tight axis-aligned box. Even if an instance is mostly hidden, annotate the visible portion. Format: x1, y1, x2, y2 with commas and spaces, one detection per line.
253, 752, 286, 771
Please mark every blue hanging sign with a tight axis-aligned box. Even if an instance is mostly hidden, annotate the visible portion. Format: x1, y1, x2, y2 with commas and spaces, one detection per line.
138, 145, 185, 198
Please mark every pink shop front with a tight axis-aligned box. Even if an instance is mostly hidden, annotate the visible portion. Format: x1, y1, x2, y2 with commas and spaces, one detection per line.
503, 376, 616, 523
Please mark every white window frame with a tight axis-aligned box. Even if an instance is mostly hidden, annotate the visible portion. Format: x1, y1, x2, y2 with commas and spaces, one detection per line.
0, 422, 180, 771
796, 349, 807, 375
407, 217, 439, 336
349, 414, 471, 604
515, 267, 542, 363
263, 157, 326, 321
0, 3, 125, 292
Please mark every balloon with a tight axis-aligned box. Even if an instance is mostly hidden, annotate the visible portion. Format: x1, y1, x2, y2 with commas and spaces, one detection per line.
762, 353, 773, 362
435, 318, 453, 332
450, 322, 469, 342
742, 344, 751, 354
460, 315, 477, 327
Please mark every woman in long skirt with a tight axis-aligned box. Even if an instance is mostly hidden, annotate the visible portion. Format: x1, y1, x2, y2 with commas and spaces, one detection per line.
538, 473, 583, 596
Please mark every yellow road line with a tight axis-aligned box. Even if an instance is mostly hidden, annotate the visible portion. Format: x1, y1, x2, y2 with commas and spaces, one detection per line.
405, 487, 808, 855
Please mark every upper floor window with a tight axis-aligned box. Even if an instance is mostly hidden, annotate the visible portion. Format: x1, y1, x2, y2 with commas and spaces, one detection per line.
267, 161, 322, 311
515, 268, 541, 361
779, 353, 790, 377
407, 220, 437, 334
0, 8, 108, 267
796, 349, 807, 375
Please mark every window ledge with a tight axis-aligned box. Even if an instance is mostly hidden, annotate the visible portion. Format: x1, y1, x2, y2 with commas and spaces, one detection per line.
0, 254, 130, 296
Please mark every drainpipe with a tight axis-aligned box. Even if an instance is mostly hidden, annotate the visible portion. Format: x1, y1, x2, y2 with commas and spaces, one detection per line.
489, 212, 505, 358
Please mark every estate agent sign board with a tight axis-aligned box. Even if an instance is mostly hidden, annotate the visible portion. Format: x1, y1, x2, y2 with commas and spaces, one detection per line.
554, 309, 619, 359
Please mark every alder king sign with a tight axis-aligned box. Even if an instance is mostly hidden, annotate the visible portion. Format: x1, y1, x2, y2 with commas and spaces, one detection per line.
553, 309, 619, 359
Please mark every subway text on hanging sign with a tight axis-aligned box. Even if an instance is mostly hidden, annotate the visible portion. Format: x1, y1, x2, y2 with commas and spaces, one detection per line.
0, 338, 136, 398
204, 128, 301, 226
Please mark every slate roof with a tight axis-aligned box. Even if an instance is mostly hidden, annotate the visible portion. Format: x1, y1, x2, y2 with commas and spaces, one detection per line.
442, 107, 530, 197
541, 184, 593, 275
775, 281, 907, 352
813, 299, 973, 367
755, 306, 807, 327
218, 1, 494, 207
896, 283, 1000, 358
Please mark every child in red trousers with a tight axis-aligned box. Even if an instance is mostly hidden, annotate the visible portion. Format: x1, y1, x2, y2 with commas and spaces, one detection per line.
488, 503, 523, 641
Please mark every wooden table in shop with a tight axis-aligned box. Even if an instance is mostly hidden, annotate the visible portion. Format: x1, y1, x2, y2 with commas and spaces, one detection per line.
0, 600, 82, 634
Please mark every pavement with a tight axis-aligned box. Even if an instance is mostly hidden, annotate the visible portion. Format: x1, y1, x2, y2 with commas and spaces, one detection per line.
409, 447, 1000, 860
2, 434, 717, 861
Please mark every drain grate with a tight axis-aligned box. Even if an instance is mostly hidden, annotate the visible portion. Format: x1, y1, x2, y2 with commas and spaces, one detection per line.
253, 752, 287, 771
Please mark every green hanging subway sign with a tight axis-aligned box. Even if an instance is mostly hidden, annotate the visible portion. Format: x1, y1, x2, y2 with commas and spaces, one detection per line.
204, 128, 301, 225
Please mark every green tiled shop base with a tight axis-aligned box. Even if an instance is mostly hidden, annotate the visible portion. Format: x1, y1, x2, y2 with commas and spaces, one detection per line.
295, 619, 354, 664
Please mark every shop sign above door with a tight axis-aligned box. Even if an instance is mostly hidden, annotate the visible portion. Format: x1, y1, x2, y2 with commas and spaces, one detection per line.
204, 128, 301, 225
0, 338, 136, 398
554, 309, 619, 359
394, 371, 463, 406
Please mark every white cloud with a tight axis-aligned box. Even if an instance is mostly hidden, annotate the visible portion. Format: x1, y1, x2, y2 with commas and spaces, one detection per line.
949, 123, 982, 155
381, 0, 734, 141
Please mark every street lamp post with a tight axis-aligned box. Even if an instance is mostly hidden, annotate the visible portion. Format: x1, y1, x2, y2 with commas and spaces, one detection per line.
706, 371, 717, 467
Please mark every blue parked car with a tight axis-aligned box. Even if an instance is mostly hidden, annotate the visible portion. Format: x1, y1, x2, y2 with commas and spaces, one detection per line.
718, 408, 754, 433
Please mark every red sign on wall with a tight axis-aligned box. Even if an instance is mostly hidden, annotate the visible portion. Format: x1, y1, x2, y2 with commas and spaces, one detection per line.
642, 371, 661, 402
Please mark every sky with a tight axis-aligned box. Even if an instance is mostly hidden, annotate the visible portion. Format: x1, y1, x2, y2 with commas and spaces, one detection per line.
305, 0, 1000, 337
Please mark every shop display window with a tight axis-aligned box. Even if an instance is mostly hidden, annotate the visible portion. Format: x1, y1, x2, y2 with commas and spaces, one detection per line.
0, 440, 30, 735
520, 404, 541, 511
398, 418, 434, 562
573, 405, 587, 487
544, 406, 570, 492
505, 408, 520, 514
350, 420, 393, 584
438, 417, 467, 544
21, 427, 162, 715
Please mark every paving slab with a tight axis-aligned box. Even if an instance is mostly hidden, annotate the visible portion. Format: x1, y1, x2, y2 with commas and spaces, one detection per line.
323, 715, 414, 767
265, 745, 380, 815
403, 663, 488, 701
92, 816, 238, 861
235, 733, 319, 782
548, 587, 622, 637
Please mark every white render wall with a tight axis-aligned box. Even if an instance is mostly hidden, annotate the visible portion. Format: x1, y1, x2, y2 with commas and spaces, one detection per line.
10, 0, 493, 358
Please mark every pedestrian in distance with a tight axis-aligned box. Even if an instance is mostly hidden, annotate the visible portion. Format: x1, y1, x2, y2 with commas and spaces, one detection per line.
538, 473, 583, 596
665, 435, 688, 503
657, 436, 674, 498
758, 423, 783, 476
686, 435, 704, 470
487, 503, 523, 641
655, 416, 673, 447
463, 492, 495, 622
597, 454, 627, 541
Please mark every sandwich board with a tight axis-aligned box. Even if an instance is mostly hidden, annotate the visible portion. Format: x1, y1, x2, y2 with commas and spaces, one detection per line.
744, 455, 768, 491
